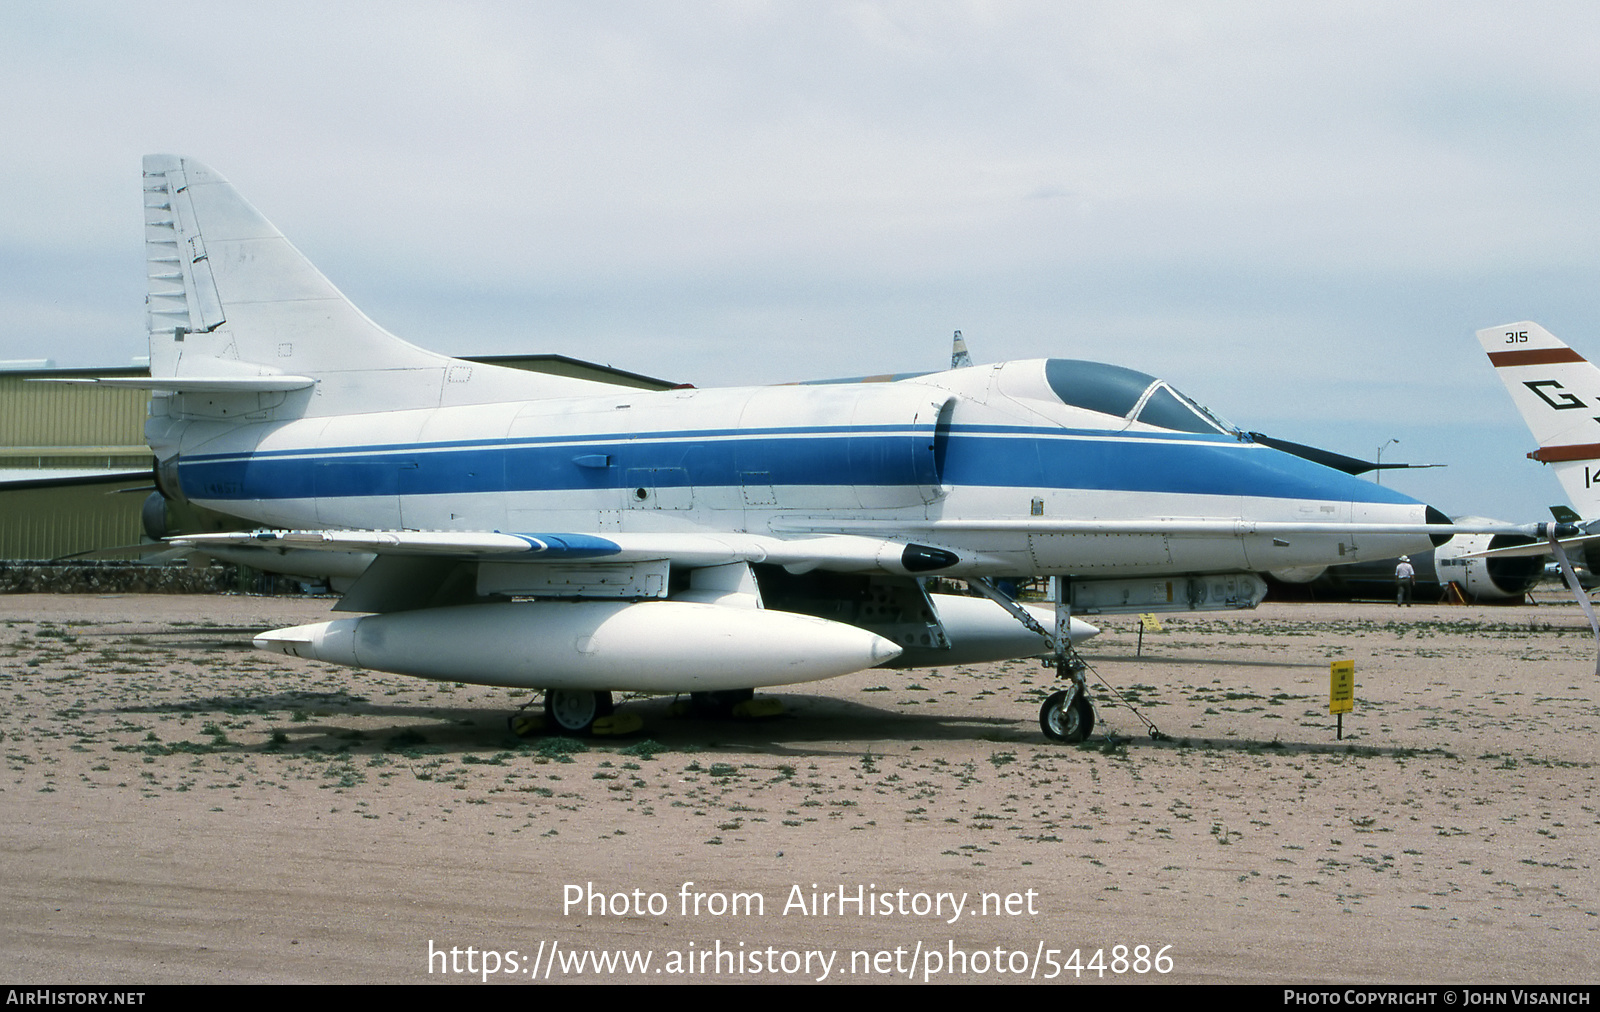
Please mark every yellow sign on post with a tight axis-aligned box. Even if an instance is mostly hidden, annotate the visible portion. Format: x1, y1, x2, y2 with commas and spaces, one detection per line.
1329, 660, 1354, 739
1135, 613, 1164, 657
1329, 660, 1354, 714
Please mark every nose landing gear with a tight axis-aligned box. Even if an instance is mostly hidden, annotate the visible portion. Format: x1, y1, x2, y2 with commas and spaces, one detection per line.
1039, 675, 1094, 743
971, 576, 1100, 744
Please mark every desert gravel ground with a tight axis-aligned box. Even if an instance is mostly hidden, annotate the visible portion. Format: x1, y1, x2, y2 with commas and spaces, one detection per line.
1, 592, 1596, 985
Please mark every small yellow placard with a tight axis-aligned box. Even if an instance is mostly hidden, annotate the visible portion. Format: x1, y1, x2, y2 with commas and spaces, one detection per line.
1138, 613, 1164, 632
1329, 660, 1355, 714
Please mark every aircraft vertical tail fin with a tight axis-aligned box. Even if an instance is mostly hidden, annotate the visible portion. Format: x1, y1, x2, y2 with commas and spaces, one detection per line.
141, 155, 448, 387
140, 155, 617, 418
1478, 321, 1600, 515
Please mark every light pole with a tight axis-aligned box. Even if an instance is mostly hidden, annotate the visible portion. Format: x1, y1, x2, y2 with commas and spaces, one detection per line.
1375, 438, 1399, 484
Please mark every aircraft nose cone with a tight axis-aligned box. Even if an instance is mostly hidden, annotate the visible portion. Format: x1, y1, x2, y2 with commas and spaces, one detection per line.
1425, 505, 1454, 547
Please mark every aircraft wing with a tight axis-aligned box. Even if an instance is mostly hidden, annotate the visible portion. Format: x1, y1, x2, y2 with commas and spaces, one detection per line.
178, 516, 1572, 566
769, 517, 1562, 538
173, 527, 969, 616
170, 529, 958, 574
174, 515, 1574, 611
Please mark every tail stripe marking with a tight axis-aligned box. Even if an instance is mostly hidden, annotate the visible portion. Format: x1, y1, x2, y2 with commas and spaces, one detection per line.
1528, 443, 1600, 463
1488, 348, 1588, 367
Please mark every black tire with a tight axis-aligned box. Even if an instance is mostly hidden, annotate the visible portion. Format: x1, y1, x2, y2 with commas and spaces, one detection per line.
544, 689, 614, 735
1039, 689, 1094, 743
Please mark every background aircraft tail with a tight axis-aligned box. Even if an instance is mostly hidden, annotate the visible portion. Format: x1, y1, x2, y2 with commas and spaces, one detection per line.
141, 155, 614, 418
1478, 321, 1600, 515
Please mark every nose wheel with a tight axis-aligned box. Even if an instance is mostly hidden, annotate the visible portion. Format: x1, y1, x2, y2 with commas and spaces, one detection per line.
1039, 688, 1094, 743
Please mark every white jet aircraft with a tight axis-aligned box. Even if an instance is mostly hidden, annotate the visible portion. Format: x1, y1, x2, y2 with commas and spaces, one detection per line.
1474, 321, 1600, 670
67, 156, 1566, 742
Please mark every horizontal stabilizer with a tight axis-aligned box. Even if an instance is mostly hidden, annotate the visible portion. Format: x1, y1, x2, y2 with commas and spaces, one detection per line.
0, 470, 152, 493
38, 375, 315, 392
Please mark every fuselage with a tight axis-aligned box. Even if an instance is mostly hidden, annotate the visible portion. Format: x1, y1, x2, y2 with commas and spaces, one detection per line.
149, 358, 1441, 579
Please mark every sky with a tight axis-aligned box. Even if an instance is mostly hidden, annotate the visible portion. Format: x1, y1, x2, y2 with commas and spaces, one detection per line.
3, 1, 1599, 521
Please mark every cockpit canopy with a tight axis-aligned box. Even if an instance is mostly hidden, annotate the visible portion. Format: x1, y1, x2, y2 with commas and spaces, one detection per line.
1043, 359, 1236, 435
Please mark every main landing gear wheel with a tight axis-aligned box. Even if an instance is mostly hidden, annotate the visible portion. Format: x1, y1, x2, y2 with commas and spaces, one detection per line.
545, 689, 614, 736
1040, 690, 1094, 743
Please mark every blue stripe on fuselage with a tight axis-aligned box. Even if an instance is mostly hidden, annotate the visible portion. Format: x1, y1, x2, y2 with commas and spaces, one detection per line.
176, 425, 1418, 506
939, 430, 1415, 503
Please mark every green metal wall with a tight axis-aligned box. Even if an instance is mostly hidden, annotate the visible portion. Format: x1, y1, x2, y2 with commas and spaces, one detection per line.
0, 370, 152, 560
0, 372, 150, 465
0, 476, 151, 560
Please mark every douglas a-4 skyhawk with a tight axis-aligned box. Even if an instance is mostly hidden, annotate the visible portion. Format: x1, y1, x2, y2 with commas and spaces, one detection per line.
66, 156, 1568, 741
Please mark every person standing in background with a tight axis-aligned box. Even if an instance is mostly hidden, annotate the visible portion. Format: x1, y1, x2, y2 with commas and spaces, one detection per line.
1395, 555, 1416, 607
